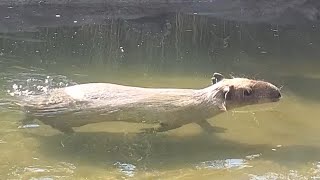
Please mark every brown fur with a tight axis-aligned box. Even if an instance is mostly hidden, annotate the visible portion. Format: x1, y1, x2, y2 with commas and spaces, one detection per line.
19, 73, 281, 133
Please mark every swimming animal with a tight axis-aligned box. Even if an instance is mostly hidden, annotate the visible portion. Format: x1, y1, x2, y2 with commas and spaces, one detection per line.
17, 73, 281, 134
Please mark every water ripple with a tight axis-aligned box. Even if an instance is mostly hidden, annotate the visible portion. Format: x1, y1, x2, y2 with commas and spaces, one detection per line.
9, 162, 76, 179
113, 162, 136, 177
195, 158, 251, 170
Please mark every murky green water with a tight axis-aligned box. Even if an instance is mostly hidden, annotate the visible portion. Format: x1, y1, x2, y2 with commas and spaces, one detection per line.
1, 7, 320, 180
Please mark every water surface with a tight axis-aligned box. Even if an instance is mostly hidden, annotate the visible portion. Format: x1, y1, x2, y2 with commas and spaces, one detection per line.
1, 7, 320, 180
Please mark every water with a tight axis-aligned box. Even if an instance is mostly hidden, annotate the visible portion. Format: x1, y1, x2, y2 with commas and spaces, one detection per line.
1, 3, 320, 180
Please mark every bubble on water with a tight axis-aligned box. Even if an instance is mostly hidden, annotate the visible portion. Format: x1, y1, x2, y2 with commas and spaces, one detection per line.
195, 159, 250, 170
246, 153, 262, 160
22, 90, 32, 96
120, 46, 124, 52
114, 162, 136, 177
42, 86, 48, 93
18, 124, 40, 129
12, 84, 18, 90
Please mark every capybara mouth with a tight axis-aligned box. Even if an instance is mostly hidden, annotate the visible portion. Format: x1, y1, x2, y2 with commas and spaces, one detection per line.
271, 98, 281, 102
271, 92, 282, 102
270, 90, 281, 102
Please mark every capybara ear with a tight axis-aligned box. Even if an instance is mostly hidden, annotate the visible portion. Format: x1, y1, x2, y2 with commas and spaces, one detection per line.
211, 72, 224, 84
224, 85, 234, 100
218, 85, 234, 111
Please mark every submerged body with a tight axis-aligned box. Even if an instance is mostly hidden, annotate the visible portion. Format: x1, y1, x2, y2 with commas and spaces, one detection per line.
19, 73, 281, 133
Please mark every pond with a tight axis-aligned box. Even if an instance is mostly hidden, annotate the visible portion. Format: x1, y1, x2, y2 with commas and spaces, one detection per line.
1, 2, 320, 180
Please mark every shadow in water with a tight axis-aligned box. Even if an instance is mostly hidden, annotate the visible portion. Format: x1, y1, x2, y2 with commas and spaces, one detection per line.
24, 130, 320, 171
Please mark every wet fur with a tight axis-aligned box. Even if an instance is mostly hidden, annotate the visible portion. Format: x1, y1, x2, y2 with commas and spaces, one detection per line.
19, 73, 281, 134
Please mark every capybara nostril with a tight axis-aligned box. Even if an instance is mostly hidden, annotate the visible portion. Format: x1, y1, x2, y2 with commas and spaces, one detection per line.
277, 92, 281, 98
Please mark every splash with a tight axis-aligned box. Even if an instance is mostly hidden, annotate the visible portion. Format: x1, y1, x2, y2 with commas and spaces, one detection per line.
4, 72, 77, 97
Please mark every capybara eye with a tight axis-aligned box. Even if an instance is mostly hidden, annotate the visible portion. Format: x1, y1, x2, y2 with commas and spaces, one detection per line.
244, 89, 252, 96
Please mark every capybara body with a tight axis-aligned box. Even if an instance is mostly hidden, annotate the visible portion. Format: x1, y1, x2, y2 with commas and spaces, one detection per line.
18, 73, 281, 133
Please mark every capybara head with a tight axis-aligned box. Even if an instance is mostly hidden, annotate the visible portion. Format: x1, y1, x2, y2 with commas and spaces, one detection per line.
211, 73, 281, 110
